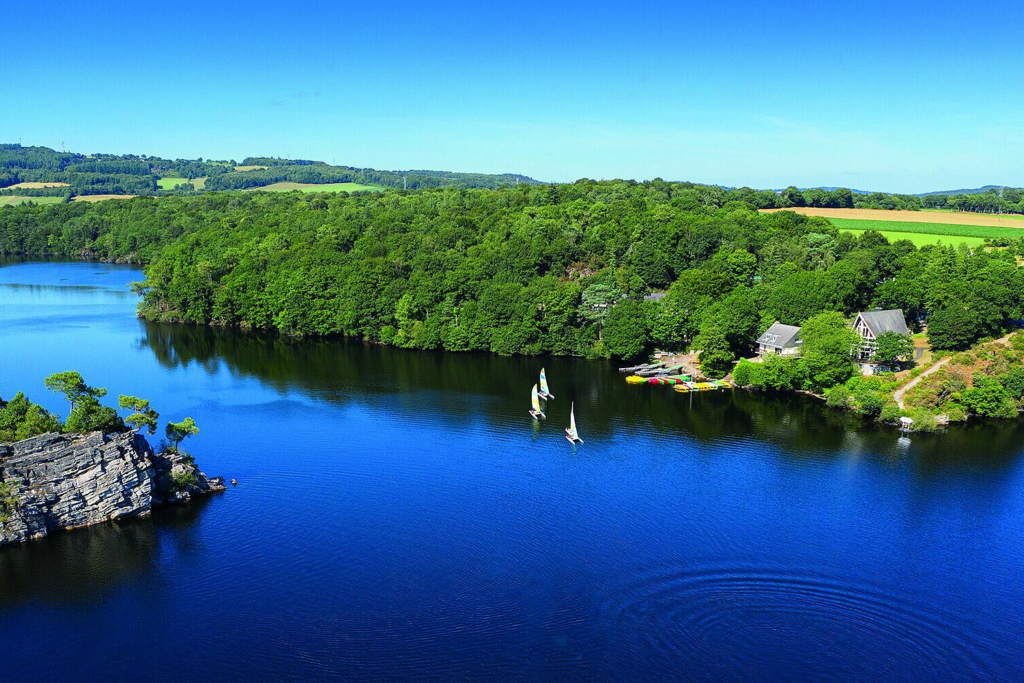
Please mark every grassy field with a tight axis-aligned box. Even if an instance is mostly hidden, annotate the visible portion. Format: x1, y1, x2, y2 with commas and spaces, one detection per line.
157, 176, 207, 190
0, 196, 64, 207
839, 227, 988, 248
71, 194, 136, 203
234, 165, 268, 172
3, 181, 69, 189
246, 181, 385, 193
829, 218, 1023, 243
762, 207, 1024, 228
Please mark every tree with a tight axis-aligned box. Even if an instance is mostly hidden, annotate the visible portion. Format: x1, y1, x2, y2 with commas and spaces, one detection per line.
872, 331, 915, 366
695, 320, 735, 379
44, 371, 102, 413
165, 417, 200, 453
927, 305, 979, 351
46, 371, 124, 434
0, 392, 62, 442
118, 395, 160, 435
603, 299, 652, 360
800, 312, 858, 390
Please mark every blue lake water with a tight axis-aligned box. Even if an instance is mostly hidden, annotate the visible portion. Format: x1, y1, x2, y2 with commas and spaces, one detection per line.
2, 260, 1024, 682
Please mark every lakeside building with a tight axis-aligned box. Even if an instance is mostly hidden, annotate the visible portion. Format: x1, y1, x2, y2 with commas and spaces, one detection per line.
852, 309, 910, 361
755, 322, 803, 356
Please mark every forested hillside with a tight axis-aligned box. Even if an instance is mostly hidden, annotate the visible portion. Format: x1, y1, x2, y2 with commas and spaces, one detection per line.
0, 144, 539, 198
2, 181, 1022, 372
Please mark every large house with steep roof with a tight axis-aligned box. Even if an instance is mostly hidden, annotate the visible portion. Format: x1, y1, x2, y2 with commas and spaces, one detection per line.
852, 309, 909, 361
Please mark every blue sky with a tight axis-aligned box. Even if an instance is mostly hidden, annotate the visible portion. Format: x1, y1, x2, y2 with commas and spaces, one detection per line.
4, 1, 1023, 192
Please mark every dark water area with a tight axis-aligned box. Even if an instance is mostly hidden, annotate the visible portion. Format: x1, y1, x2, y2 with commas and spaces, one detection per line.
2, 260, 1024, 682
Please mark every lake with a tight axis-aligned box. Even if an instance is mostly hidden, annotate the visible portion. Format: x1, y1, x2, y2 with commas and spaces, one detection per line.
2, 260, 1024, 682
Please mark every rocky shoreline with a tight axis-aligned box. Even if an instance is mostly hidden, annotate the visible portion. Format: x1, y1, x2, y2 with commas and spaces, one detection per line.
0, 431, 224, 546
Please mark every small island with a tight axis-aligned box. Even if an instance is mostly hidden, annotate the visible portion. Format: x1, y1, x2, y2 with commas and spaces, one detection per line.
0, 372, 224, 546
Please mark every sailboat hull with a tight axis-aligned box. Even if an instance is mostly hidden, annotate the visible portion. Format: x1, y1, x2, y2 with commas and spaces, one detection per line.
565, 429, 583, 444
530, 410, 545, 420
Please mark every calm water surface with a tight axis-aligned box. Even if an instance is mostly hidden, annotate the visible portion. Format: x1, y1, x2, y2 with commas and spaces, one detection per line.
2, 260, 1024, 682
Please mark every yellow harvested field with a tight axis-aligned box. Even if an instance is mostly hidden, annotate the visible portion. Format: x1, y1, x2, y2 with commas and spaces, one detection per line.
234, 165, 268, 172
72, 194, 136, 202
760, 207, 1024, 228
4, 181, 70, 189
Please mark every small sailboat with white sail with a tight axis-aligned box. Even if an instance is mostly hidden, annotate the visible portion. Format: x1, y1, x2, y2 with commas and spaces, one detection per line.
565, 402, 583, 444
529, 384, 545, 420
538, 368, 554, 400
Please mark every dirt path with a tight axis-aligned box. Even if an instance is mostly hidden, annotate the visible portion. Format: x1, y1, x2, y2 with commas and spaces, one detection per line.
894, 358, 949, 410
895, 332, 1016, 409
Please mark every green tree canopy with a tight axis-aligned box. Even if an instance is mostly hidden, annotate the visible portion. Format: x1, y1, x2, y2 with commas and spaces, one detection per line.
165, 417, 200, 453
800, 311, 858, 390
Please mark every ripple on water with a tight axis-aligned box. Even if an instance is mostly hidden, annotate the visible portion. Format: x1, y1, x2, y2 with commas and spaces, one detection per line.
601, 563, 1010, 682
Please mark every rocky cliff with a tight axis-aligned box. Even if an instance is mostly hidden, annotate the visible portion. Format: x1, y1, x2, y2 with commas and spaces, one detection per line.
0, 431, 224, 546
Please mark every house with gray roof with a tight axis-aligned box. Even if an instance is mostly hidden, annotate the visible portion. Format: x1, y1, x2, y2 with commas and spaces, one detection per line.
756, 322, 803, 356
853, 309, 909, 361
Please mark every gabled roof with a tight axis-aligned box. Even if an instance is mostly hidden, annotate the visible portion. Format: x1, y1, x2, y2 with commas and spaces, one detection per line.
756, 322, 802, 349
858, 309, 909, 336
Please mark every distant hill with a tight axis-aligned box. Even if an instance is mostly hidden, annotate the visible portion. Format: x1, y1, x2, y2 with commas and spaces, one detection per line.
0, 144, 542, 199
916, 185, 1020, 197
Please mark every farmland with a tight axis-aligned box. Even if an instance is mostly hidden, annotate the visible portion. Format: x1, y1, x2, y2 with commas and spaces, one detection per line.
838, 227, 987, 248
157, 176, 207, 190
761, 207, 1024, 228
234, 165, 268, 172
828, 218, 1023, 243
0, 196, 64, 207
2, 181, 69, 189
244, 181, 385, 193
71, 194, 136, 202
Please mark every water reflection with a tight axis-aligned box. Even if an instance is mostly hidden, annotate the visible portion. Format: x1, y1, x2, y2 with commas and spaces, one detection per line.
0, 498, 210, 607
139, 321, 1024, 470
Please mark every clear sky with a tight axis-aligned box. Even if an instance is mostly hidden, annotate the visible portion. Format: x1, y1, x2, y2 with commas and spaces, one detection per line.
4, 1, 1023, 192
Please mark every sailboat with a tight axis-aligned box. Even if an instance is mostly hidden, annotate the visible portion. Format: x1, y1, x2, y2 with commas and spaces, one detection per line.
539, 368, 554, 400
529, 384, 545, 420
565, 402, 583, 443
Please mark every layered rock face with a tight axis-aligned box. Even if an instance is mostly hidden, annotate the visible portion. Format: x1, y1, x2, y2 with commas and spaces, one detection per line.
0, 431, 223, 546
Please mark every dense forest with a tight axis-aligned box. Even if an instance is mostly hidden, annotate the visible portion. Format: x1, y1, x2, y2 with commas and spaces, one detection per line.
3, 182, 1023, 388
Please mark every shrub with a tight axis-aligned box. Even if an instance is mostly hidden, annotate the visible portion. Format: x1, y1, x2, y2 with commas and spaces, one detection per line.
732, 360, 753, 387
854, 390, 887, 416
906, 408, 939, 432
170, 470, 199, 492
879, 402, 902, 424
943, 403, 967, 422
825, 385, 852, 408
0, 481, 18, 523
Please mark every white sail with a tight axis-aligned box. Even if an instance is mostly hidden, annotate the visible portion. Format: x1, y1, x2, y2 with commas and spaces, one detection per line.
531, 384, 541, 413
568, 402, 578, 439
539, 368, 551, 396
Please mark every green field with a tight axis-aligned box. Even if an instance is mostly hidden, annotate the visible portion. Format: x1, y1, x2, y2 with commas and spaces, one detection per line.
157, 176, 207, 190
829, 218, 1024, 245
839, 228, 987, 248
0, 196, 64, 207
248, 181, 385, 193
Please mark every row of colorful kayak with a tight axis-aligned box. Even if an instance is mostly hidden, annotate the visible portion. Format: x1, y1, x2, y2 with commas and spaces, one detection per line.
626, 373, 732, 392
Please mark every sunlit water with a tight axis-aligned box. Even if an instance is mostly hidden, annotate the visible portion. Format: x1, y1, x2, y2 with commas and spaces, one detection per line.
2, 260, 1024, 682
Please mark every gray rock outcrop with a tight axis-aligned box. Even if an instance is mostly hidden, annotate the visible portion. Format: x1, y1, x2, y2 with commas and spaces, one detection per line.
0, 431, 224, 546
